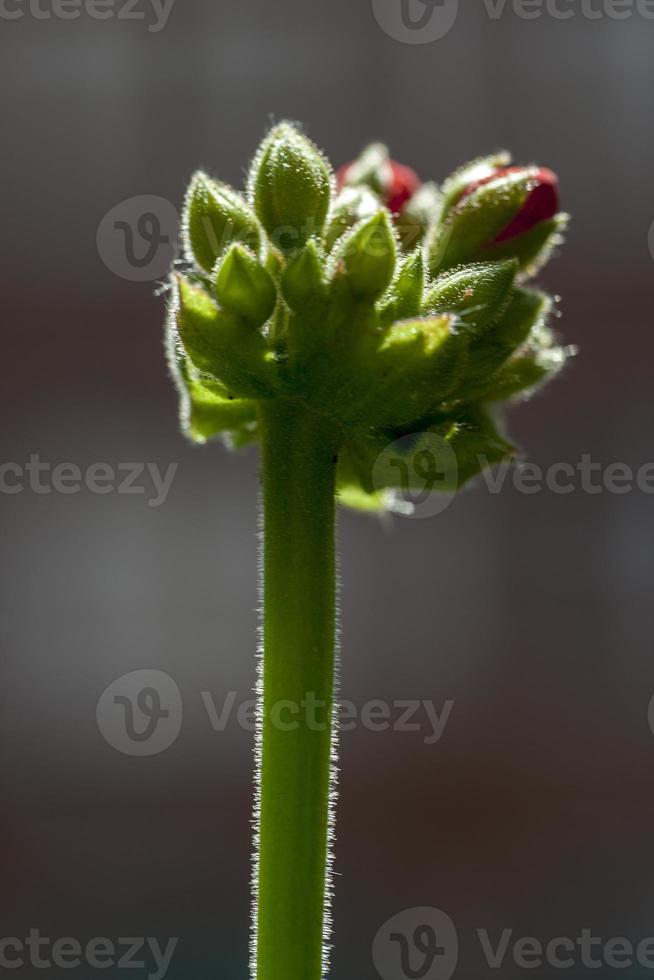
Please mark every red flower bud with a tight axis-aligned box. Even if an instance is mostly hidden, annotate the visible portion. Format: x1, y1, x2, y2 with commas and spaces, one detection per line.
459, 166, 559, 243
384, 161, 422, 214
337, 158, 421, 215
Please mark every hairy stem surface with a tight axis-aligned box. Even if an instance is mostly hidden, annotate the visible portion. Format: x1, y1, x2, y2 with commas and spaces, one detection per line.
255, 399, 340, 980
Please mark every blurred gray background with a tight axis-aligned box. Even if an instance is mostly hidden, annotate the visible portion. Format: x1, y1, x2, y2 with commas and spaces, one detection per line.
2, 1, 654, 977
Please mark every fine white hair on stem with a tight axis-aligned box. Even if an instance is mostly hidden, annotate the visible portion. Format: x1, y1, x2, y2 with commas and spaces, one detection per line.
249, 491, 265, 980
322, 530, 342, 979
249, 493, 341, 980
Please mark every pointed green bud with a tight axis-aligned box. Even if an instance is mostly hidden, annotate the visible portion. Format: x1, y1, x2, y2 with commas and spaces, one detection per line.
422, 260, 517, 330
250, 122, 332, 255
174, 276, 272, 398
281, 240, 325, 309
379, 249, 424, 325
214, 244, 277, 327
335, 210, 397, 300
324, 185, 381, 252
183, 172, 261, 273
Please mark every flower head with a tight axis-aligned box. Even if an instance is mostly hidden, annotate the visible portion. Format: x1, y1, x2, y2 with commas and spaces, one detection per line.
166, 124, 570, 513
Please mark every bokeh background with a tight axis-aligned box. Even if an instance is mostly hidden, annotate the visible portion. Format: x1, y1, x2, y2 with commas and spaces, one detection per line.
2, 2, 654, 977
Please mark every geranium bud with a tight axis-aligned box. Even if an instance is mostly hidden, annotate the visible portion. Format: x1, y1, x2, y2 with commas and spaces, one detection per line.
429, 166, 564, 276
335, 211, 396, 299
459, 166, 559, 243
214, 244, 277, 327
337, 145, 421, 215
183, 172, 261, 273
282, 240, 325, 309
384, 161, 421, 214
249, 122, 332, 255
379, 248, 424, 325
440, 152, 511, 216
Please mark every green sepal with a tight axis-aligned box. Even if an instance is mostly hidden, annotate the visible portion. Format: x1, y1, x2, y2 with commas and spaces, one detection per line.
183, 172, 261, 273
378, 249, 424, 326
422, 259, 517, 331
174, 276, 273, 399
324, 185, 381, 252
429, 169, 542, 276
335, 210, 397, 300
250, 122, 332, 255
440, 152, 511, 215
214, 244, 277, 327
478, 214, 568, 279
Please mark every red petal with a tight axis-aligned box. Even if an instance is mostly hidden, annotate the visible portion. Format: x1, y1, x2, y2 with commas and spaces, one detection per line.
386, 161, 421, 214
335, 158, 421, 214
494, 168, 559, 242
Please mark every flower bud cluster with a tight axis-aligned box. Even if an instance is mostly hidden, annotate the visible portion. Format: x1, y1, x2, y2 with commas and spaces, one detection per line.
166, 122, 569, 510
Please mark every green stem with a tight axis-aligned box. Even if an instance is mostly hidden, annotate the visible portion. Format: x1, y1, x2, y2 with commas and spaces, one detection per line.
255, 399, 341, 980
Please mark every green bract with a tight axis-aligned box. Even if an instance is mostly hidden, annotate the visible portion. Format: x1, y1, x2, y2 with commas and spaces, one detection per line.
167, 122, 570, 513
